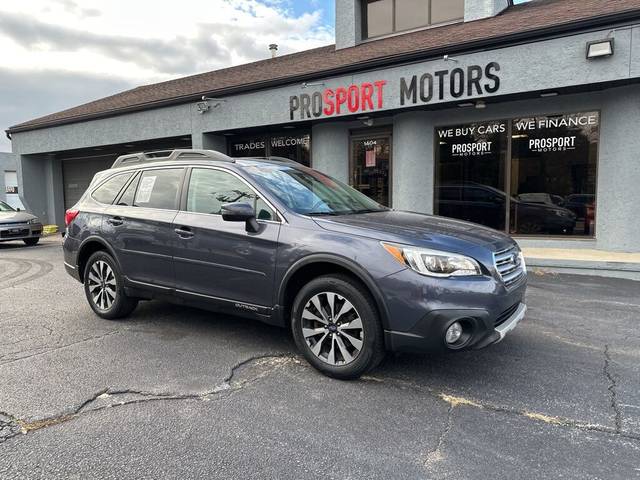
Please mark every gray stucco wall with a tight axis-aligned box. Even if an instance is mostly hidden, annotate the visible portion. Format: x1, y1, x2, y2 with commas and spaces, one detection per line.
392, 112, 434, 213
335, 0, 362, 49
311, 123, 350, 182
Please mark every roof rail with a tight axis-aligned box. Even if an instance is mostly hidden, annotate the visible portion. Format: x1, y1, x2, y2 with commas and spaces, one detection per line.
111, 149, 234, 168
244, 156, 300, 165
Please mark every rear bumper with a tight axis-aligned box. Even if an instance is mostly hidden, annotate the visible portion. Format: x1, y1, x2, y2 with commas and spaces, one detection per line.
0, 223, 43, 241
384, 302, 527, 354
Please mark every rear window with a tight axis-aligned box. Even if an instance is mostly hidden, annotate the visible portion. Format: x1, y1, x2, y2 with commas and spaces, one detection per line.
92, 173, 133, 205
133, 169, 183, 210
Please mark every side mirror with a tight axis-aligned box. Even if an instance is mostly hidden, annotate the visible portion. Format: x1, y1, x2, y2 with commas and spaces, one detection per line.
221, 202, 260, 233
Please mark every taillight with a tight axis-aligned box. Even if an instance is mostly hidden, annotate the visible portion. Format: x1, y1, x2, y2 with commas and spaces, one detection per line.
65, 209, 79, 226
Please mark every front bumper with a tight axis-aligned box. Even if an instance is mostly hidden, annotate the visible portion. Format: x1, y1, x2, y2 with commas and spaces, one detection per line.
384, 302, 527, 353
0, 223, 43, 241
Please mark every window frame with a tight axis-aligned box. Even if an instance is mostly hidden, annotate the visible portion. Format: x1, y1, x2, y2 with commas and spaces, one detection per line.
179, 166, 285, 225
115, 167, 186, 211
362, 0, 464, 40
433, 110, 601, 240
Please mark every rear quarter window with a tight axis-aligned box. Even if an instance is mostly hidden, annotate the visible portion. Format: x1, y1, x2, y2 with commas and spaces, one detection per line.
91, 173, 133, 205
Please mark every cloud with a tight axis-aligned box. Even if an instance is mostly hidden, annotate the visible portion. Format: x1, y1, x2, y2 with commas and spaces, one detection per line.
0, 0, 334, 152
0, 68, 135, 150
0, 11, 230, 75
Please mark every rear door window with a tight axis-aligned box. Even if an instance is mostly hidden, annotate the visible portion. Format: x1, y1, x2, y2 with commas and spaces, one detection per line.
134, 169, 184, 210
91, 172, 133, 205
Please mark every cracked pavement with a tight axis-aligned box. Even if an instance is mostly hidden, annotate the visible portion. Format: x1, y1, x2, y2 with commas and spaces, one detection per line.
0, 236, 639, 479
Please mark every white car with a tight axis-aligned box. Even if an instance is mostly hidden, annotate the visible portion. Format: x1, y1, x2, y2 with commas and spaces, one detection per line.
0, 200, 43, 246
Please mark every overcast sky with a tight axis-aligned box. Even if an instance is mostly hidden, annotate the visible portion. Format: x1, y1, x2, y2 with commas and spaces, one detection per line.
0, 0, 335, 151
1, 0, 528, 152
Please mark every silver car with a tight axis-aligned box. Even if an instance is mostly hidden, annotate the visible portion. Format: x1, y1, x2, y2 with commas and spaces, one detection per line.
0, 201, 43, 246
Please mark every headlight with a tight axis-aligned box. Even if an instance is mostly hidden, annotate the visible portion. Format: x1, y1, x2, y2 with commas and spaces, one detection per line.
382, 242, 482, 277
518, 251, 527, 274
27, 218, 39, 224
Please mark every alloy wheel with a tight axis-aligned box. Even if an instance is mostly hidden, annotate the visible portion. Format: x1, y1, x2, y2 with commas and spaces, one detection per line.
301, 292, 364, 366
87, 260, 117, 310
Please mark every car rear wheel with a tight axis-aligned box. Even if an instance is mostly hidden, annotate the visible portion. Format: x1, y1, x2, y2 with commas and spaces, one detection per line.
291, 275, 385, 380
23, 238, 39, 246
84, 251, 138, 320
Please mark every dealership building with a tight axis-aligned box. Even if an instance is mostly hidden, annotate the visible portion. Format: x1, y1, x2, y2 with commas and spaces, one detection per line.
6, 0, 640, 256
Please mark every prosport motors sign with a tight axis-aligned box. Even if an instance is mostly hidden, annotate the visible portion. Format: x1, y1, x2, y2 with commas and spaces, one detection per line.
437, 121, 507, 157
289, 62, 501, 120
513, 112, 599, 153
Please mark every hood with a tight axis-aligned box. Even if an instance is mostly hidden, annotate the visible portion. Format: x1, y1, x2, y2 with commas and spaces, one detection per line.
0, 211, 38, 224
313, 210, 515, 254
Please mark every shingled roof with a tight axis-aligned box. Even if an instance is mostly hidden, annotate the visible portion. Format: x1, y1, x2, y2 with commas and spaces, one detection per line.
9, 0, 640, 133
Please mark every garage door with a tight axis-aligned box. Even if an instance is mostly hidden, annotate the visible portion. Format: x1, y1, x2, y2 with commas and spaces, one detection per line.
62, 155, 116, 209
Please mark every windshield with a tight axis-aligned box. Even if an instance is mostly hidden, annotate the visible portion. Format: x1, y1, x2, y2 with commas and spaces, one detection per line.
242, 162, 388, 216
0, 201, 15, 212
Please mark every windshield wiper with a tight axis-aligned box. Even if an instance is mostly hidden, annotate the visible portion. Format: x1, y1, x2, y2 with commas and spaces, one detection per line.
306, 211, 348, 216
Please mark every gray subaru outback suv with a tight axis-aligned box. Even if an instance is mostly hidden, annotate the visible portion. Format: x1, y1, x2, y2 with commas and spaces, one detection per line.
63, 149, 527, 379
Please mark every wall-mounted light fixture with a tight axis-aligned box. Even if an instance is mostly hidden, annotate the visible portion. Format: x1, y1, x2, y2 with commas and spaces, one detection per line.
302, 81, 325, 89
586, 38, 614, 59
475, 100, 486, 110
197, 96, 227, 114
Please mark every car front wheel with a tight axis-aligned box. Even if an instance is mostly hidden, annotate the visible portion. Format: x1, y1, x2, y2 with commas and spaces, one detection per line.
84, 251, 138, 320
291, 275, 385, 380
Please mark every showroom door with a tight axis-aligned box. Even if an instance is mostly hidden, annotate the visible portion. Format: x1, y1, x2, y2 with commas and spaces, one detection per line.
350, 131, 392, 207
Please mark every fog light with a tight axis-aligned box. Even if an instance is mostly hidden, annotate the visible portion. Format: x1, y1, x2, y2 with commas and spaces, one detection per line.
445, 322, 463, 344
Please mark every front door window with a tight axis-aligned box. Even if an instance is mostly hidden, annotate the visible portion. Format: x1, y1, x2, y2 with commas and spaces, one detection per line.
350, 133, 391, 207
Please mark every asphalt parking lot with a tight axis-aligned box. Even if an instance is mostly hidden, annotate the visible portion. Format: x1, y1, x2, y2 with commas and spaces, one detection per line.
0, 236, 639, 479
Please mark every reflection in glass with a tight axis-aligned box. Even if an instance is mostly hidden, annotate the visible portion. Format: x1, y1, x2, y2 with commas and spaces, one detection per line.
435, 121, 508, 230
511, 112, 599, 236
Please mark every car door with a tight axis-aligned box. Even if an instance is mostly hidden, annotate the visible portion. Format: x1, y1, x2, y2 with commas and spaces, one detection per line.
104, 167, 185, 288
172, 166, 281, 310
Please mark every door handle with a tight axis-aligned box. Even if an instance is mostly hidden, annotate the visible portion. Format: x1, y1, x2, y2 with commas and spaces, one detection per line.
174, 226, 194, 238
107, 216, 124, 226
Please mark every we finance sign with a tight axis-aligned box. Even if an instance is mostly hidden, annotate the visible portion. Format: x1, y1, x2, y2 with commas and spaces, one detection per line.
288, 62, 501, 120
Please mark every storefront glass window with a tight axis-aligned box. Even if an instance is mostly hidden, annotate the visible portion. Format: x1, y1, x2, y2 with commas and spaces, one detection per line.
434, 112, 599, 237
228, 136, 267, 158
270, 133, 311, 165
435, 120, 509, 231
510, 112, 599, 236
228, 131, 311, 166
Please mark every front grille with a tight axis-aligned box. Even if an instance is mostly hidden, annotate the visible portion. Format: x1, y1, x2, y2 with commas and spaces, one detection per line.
0, 221, 24, 226
495, 302, 520, 327
493, 246, 525, 288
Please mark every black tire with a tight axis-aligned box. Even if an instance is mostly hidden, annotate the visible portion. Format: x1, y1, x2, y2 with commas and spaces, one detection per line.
23, 237, 39, 246
291, 274, 385, 380
83, 251, 138, 320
